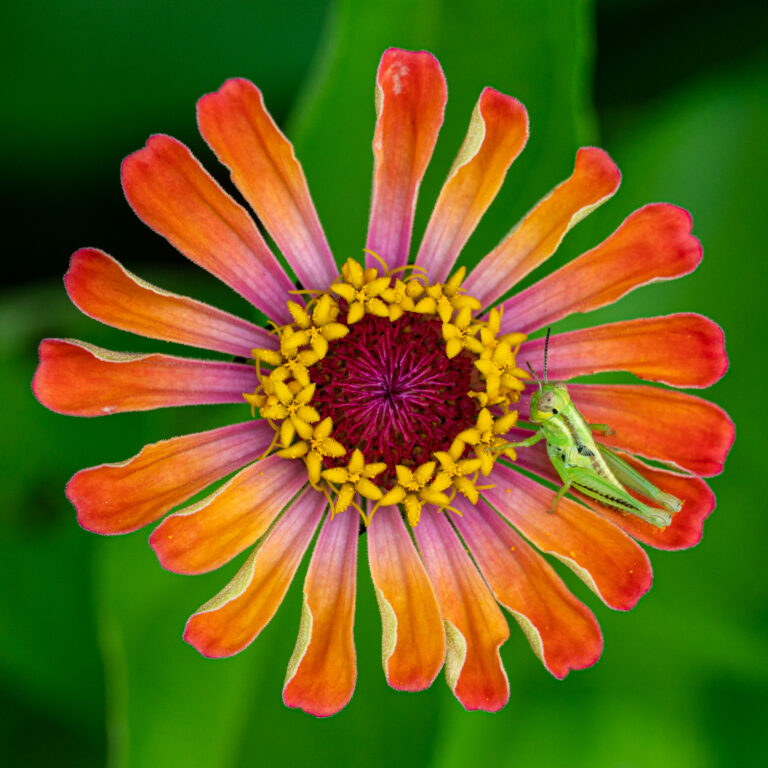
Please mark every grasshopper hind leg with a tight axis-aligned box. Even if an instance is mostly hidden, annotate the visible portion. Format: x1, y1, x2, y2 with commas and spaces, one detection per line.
549, 480, 572, 514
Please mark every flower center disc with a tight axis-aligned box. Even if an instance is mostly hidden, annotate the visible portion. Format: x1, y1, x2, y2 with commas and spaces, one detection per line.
310, 312, 478, 486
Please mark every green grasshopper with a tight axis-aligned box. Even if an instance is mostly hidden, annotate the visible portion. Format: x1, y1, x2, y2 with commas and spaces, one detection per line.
501, 329, 682, 527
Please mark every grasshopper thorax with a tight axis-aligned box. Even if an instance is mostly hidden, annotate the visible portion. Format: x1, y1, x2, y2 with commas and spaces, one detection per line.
529, 382, 571, 424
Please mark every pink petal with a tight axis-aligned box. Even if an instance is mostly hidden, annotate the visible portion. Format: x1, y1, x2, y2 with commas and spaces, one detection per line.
416, 88, 528, 282
149, 455, 306, 574
365, 48, 447, 270
68, 420, 273, 535
464, 147, 620, 306
517, 314, 728, 388
283, 509, 358, 718
451, 496, 602, 678
65, 248, 275, 357
511, 434, 716, 551
33, 339, 256, 416
499, 203, 702, 335
184, 486, 326, 657
484, 465, 652, 611
197, 79, 338, 290
121, 134, 294, 323
367, 505, 445, 691
414, 507, 510, 712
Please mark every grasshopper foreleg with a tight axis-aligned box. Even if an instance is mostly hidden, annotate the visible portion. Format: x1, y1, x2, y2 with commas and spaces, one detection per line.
499, 431, 545, 450
589, 423, 615, 436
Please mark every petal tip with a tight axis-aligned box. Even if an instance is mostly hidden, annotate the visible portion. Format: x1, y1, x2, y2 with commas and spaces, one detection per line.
575, 146, 622, 190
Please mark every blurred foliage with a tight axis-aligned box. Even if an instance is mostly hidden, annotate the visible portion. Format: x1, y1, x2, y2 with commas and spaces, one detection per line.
2, 1, 766, 767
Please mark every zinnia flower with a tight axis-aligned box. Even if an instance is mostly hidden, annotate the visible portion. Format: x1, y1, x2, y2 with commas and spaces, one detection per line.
33, 48, 734, 717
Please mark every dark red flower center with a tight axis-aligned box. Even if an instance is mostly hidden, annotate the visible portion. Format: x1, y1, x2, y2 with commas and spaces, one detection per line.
309, 311, 479, 486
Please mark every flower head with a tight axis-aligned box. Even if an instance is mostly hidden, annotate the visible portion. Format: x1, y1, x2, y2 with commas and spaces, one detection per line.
33, 48, 733, 716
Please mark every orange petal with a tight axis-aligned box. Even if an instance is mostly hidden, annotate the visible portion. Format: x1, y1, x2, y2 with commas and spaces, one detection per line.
464, 147, 620, 305
283, 509, 358, 718
510, 432, 716, 551
149, 455, 306, 574
365, 49, 447, 270
518, 314, 728, 388
451, 496, 602, 678
184, 486, 326, 657
485, 465, 652, 611
197, 79, 338, 291
367, 505, 445, 691
499, 203, 702, 335
414, 507, 510, 712
121, 134, 294, 323
416, 88, 528, 282
563, 384, 734, 477
33, 339, 256, 416
65, 248, 276, 357
68, 420, 273, 535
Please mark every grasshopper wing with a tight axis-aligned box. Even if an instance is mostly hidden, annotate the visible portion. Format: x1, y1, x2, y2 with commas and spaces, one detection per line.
597, 444, 682, 515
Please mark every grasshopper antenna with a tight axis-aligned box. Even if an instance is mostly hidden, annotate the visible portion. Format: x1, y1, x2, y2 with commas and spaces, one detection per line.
526, 361, 542, 391
543, 327, 551, 383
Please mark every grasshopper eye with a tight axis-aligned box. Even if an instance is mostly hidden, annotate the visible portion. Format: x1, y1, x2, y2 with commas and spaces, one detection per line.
538, 391, 557, 411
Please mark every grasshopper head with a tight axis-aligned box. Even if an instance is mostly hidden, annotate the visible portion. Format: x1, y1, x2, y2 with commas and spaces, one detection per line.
529, 382, 571, 424
526, 327, 571, 423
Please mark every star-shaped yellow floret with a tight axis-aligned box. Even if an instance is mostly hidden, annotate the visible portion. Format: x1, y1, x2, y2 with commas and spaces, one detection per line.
442, 304, 483, 358
331, 259, 391, 324
277, 416, 346, 484
376, 461, 453, 527
242, 374, 281, 417
474, 339, 529, 399
413, 267, 482, 322
433, 438, 483, 503
380, 278, 425, 321
322, 448, 387, 515
259, 381, 320, 447
285, 294, 349, 359
251, 325, 317, 388
478, 308, 527, 357
457, 408, 519, 475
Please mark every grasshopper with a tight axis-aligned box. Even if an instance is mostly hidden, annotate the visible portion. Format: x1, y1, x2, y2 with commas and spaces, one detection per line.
501, 329, 682, 527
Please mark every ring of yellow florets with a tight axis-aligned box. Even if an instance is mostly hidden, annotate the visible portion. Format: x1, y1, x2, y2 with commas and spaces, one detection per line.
243, 253, 529, 527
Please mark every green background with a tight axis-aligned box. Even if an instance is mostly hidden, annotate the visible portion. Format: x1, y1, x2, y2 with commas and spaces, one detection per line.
2, 1, 765, 766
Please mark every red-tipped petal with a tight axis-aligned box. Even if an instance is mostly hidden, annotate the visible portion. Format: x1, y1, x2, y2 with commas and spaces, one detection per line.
414, 507, 510, 712
121, 134, 294, 323
68, 420, 273, 535
149, 455, 306, 574
416, 88, 528, 282
452, 496, 602, 678
510, 435, 716, 551
197, 79, 338, 290
484, 465, 652, 611
499, 204, 702, 335
367, 505, 445, 691
184, 486, 326, 657
465, 147, 620, 306
517, 314, 728, 388
560, 384, 735, 477
283, 509, 358, 718
365, 48, 447, 270
65, 248, 275, 357
33, 339, 256, 416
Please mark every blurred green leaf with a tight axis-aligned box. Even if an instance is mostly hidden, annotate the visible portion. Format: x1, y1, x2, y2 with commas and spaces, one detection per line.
3, 0, 330, 177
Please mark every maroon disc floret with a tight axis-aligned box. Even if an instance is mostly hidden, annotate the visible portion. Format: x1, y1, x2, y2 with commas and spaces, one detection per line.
310, 312, 478, 486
